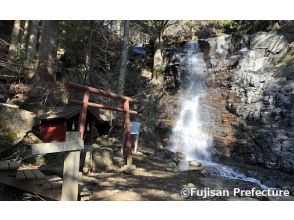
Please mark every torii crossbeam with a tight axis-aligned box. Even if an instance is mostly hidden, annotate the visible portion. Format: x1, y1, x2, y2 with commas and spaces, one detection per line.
65, 82, 139, 165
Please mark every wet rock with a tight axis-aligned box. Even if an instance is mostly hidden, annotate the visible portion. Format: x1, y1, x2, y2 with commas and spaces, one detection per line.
281, 139, 294, 153
271, 142, 282, 152
188, 161, 202, 167
274, 129, 288, 140
165, 162, 177, 172
279, 152, 294, 173
288, 131, 294, 138
175, 152, 186, 160
161, 138, 172, 147
154, 148, 175, 160
167, 161, 177, 168
0, 104, 37, 153
155, 120, 174, 139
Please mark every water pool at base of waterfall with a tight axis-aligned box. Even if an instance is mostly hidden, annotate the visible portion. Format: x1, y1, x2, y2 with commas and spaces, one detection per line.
177, 160, 269, 189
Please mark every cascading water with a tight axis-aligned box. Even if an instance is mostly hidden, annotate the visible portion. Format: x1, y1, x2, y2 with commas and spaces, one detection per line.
169, 41, 269, 189
170, 42, 212, 161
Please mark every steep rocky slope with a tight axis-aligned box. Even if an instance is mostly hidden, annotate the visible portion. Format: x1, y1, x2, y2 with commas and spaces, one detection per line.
160, 31, 294, 173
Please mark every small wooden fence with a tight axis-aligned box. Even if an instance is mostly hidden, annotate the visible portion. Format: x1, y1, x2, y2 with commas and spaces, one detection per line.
0, 132, 84, 201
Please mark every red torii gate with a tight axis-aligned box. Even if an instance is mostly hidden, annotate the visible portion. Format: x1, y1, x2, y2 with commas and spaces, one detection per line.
65, 82, 139, 165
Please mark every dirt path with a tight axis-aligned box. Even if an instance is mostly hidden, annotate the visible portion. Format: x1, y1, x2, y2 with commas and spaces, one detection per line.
1, 150, 293, 201
79, 154, 294, 201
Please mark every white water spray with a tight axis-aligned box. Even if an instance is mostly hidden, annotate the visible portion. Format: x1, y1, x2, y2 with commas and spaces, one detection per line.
170, 42, 212, 161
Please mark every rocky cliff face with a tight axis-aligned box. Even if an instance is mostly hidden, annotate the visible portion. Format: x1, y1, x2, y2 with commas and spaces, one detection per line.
161, 31, 294, 173
200, 32, 294, 173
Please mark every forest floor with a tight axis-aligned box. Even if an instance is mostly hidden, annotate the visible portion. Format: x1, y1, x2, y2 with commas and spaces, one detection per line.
79, 149, 294, 201
1, 148, 293, 201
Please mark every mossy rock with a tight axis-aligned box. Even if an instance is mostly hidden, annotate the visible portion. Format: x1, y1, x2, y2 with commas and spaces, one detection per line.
0, 104, 38, 152
280, 48, 294, 65
278, 41, 294, 65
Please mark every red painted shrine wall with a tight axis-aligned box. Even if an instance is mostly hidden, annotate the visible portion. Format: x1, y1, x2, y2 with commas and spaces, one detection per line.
40, 120, 66, 142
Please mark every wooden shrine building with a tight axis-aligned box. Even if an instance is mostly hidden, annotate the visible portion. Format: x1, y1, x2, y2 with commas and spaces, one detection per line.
40, 105, 109, 144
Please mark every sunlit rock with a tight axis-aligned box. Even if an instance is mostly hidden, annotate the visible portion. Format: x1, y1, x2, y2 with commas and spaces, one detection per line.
0, 104, 37, 153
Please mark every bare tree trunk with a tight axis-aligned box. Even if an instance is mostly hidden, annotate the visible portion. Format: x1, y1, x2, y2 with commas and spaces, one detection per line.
8, 20, 21, 61
118, 20, 130, 95
153, 35, 163, 71
35, 20, 59, 84
152, 33, 164, 85
20, 20, 30, 50
25, 21, 39, 75
84, 21, 95, 85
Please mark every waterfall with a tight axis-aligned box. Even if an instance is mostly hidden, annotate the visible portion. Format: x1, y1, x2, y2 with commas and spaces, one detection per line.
169, 42, 213, 161
168, 41, 269, 189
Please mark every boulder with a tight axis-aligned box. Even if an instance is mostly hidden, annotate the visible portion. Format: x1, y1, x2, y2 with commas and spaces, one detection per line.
188, 161, 202, 167
92, 147, 113, 170
98, 147, 113, 158
0, 103, 37, 152
92, 154, 113, 170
